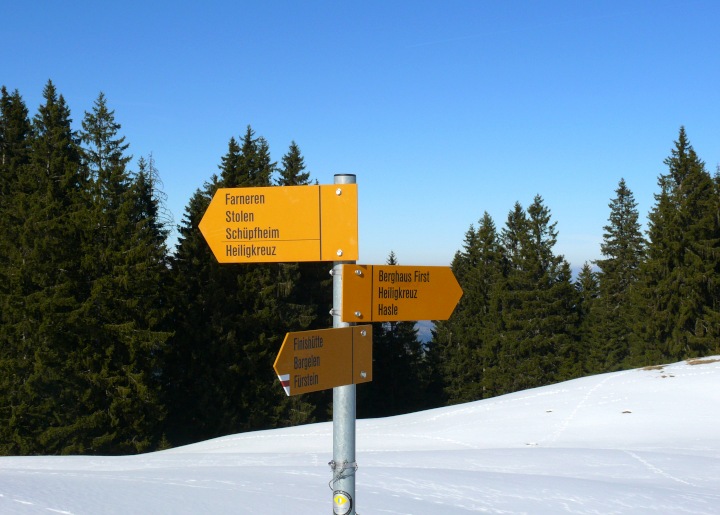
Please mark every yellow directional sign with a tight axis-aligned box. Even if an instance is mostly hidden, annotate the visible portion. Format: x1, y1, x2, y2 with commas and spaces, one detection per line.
341, 265, 463, 322
273, 325, 372, 396
199, 184, 358, 263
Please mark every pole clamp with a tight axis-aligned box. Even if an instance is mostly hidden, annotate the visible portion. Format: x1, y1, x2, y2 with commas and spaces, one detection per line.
328, 460, 358, 490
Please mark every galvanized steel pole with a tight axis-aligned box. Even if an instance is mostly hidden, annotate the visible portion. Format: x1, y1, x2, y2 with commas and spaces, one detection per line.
331, 173, 357, 515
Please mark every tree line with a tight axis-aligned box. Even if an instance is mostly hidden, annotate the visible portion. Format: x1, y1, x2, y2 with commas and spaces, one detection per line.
433, 127, 720, 404
1, 81, 718, 455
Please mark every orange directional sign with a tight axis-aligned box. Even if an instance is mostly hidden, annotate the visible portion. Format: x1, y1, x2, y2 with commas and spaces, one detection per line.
341, 265, 463, 322
199, 184, 358, 263
273, 325, 372, 396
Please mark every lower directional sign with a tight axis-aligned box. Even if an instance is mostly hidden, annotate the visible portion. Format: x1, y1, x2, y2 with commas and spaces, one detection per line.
273, 325, 373, 396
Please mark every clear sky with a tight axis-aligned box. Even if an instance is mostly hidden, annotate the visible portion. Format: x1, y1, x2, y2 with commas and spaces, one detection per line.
4, 0, 719, 269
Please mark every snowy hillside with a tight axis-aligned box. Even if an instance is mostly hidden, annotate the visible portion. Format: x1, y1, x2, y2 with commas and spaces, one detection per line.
2, 357, 719, 514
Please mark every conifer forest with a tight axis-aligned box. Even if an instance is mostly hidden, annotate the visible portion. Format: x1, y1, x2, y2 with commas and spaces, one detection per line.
1, 82, 719, 455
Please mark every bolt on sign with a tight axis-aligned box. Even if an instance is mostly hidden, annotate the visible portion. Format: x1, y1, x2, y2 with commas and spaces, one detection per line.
273, 325, 373, 396
341, 265, 463, 322
199, 184, 358, 263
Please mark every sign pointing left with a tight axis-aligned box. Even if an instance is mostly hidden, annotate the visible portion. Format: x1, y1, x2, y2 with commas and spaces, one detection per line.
199, 184, 358, 263
273, 325, 373, 396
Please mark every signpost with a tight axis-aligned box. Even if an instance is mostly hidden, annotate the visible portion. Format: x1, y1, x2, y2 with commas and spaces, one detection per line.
273, 325, 372, 396
340, 265, 463, 322
198, 175, 463, 515
198, 184, 358, 263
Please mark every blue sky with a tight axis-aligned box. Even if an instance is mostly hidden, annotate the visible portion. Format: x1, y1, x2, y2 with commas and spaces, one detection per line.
4, 0, 719, 269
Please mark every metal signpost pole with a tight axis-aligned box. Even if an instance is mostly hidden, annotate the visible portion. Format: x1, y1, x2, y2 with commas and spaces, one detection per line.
331, 173, 357, 515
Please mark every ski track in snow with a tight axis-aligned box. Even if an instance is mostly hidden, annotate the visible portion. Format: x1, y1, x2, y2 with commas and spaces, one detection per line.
1, 493, 74, 515
542, 370, 631, 445
624, 450, 698, 487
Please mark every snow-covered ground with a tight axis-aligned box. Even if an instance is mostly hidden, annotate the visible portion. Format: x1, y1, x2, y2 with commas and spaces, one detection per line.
2, 357, 720, 514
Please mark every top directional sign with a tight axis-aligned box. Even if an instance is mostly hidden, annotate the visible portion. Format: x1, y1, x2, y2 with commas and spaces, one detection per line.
199, 184, 358, 263
341, 265, 463, 322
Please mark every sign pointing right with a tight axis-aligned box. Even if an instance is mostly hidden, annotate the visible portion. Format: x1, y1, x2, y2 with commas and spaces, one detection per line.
341, 265, 463, 322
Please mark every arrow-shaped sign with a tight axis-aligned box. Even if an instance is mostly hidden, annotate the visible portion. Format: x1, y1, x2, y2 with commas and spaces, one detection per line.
199, 184, 358, 263
341, 265, 463, 322
273, 325, 373, 396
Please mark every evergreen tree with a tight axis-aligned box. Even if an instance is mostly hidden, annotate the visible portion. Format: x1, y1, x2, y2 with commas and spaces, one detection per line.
493, 196, 579, 394
163, 178, 219, 444
0, 81, 88, 454
276, 141, 310, 186
167, 157, 247, 443
575, 262, 599, 318
135, 153, 173, 238
235, 126, 274, 187
1, 87, 32, 194
574, 262, 598, 372
222, 131, 302, 432
0, 87, 34, 452
631, 128, 720, 363
62, 92, 171, 454
218, 137, 241, 185
433, 213, 503, 403
167, 130, 330, 445
586, 179, 645, 372
431, 225, 476, 405
0, 87, 32, 318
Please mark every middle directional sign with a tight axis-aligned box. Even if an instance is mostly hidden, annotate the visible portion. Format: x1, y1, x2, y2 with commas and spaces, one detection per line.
341, 265, 463, 322
273, 325, 373, 396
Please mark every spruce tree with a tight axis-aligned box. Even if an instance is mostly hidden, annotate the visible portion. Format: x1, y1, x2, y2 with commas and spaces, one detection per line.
587, 179, 645, 373
493, 196, 579, 394
574, 262, 598, 373
221, 131, 292, 432
276, 141, 310, 186
66, 92, 171, 454
1, 87, 32, 195
632, 128, 720, 363
0, 86, 34, 453
135, 153, 173, 240
432, 213, 503, 403
166, 168, 240, 443
163, 178, 219, 444
168, 128, 303, 444
0, 87, 32, 321
235, 126, 274, 187
1, 81, 88, 454
431, 225, 480, 405
575, 263, 599, 320
471, 213, 508, 398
